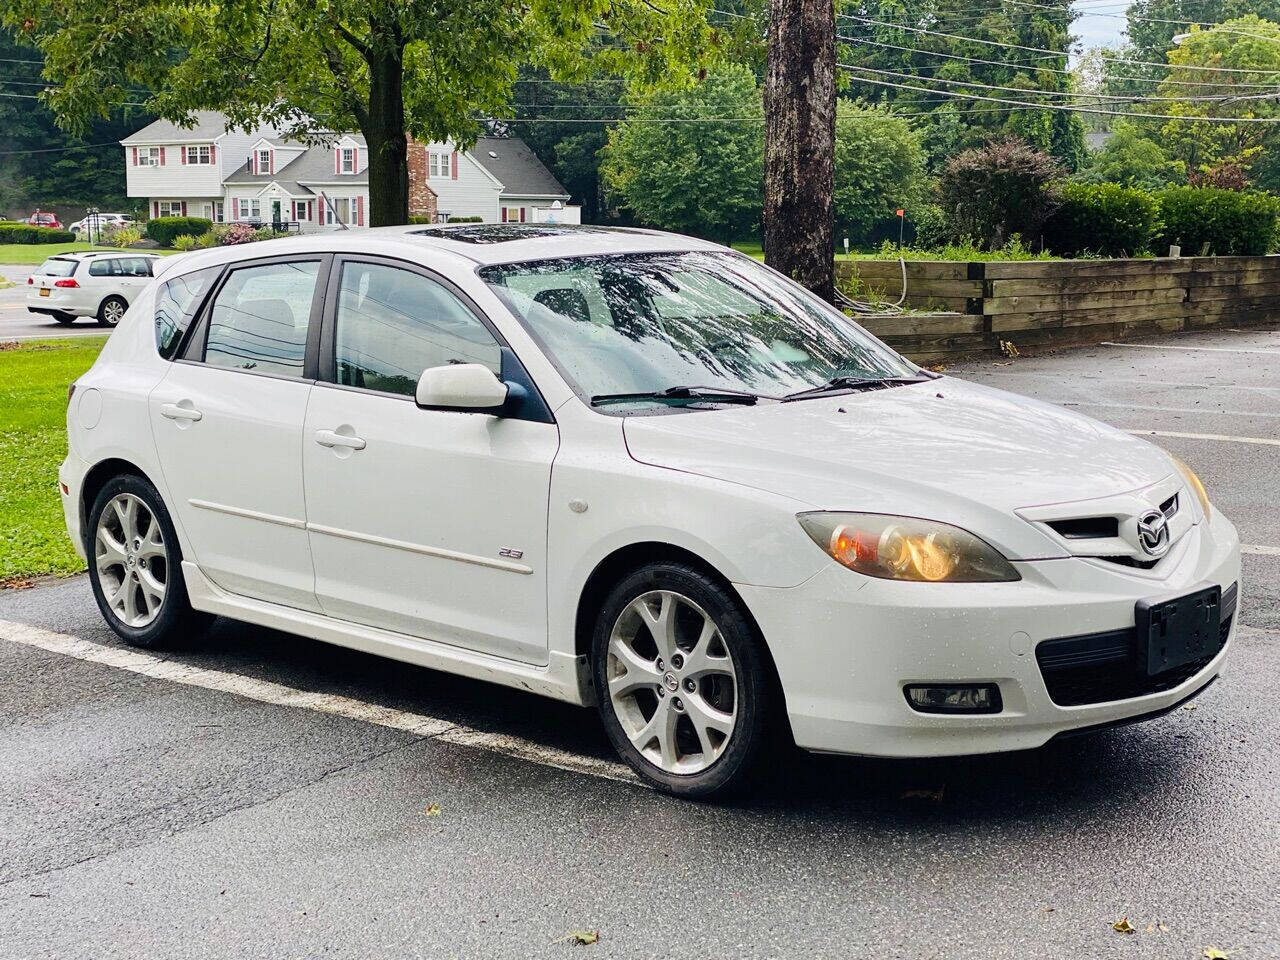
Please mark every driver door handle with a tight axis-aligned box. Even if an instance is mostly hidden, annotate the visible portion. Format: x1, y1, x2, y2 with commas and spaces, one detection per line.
160, 403, 202, 422
314, 429, 366, 451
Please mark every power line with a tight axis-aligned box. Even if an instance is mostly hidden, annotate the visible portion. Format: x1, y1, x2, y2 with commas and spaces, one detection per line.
839, 33, 1280, 89
842, 62, 1280, 103
840, 64, 1280, 120
840, 12, 1280, 75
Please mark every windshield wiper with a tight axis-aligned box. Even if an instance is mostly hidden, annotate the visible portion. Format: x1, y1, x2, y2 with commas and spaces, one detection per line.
781, 374, 933, 403
591, 385, 763, 407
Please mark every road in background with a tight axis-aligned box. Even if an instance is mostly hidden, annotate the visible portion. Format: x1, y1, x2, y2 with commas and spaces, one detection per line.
1, 322, 1278, 959
0, 265, 114, 340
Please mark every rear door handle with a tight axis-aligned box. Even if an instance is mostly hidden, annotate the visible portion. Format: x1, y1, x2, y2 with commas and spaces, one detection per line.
160, 402, 202, 422
314, 429, 366, 451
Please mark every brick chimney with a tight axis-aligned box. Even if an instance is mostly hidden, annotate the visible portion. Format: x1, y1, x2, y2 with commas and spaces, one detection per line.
406, 136, 439, 223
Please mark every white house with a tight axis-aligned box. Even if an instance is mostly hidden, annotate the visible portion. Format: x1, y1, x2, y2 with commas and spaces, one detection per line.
121, 113, 576, 230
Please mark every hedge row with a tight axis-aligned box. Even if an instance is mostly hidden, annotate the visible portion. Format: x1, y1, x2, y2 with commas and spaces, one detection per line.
0, 223, 77, 244
145, 216, 212, 247
1046, 184, 1280, 257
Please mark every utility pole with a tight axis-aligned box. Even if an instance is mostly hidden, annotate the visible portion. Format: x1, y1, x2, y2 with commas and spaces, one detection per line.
763, 0, 836, 303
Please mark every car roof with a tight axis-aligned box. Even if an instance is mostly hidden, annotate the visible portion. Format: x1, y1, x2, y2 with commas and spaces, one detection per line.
152, 224, 732, 282
45, 251, 157, 262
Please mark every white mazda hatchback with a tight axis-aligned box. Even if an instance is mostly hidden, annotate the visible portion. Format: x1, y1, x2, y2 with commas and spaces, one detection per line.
60, 225, 1241, 797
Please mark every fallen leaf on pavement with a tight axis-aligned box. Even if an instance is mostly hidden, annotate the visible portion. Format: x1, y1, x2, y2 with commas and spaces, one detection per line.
423, 803, 441, 817
899, 786, 945, 802
1203, 949, 1231, 959
1184, 703, 1198, 712
1113, 917, 1136, 935
554, 930, 600, 946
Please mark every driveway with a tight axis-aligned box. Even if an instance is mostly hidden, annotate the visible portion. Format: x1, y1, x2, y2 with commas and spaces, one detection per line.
1, 322, 1278, 959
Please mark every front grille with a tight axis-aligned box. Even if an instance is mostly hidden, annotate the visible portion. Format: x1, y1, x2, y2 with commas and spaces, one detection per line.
1036, 581, 1236, 707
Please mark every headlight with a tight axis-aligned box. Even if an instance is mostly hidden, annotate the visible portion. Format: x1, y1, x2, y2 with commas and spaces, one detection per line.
1171, 455, 1211, 519
797, 512, 1021, 583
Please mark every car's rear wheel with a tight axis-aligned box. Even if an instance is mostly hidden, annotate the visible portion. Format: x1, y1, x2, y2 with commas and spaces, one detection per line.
591, 562, 778, 799
52, 311, 76, 325
97, 296, 128, 328
86, 474, 208, 648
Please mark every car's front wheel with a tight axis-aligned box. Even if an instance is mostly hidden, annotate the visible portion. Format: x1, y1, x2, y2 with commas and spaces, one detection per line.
86, 474, 208, 648
592, 562, 779, 799
97, 295, 128, 328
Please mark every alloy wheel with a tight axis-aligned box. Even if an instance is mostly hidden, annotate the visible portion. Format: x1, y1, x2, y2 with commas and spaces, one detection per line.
605, 590, 738, 775
95, 493, 168, 628
102, 299, 126, 325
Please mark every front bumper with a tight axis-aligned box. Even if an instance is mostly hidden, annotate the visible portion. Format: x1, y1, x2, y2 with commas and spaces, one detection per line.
738, 509, 1241, 757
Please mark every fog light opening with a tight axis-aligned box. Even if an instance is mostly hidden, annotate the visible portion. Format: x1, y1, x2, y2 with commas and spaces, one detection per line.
904, 683, 1003, 715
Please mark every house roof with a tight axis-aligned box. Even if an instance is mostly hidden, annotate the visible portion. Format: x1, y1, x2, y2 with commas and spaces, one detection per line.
121, 111, 254, 145
472, 137, 569, 198
224, 136, 369, 191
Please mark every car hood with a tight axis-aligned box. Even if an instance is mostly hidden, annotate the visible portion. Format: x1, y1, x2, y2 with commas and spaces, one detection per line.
622, 377, 1179, 561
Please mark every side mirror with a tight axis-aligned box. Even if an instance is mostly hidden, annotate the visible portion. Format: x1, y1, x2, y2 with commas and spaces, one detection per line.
415, 363, 510, 412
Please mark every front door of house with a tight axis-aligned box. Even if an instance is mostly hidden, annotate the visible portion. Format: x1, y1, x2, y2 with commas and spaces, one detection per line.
271, 200, 282, 228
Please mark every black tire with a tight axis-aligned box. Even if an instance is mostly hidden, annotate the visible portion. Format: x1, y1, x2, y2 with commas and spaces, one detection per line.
591, 561, 780, 800
86, 474, 210, 648
52, 311, 77, 325
97, 295, 128, 328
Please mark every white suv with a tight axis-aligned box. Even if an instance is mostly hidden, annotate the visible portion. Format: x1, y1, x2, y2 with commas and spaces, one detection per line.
27, 252, 158, 327
59, 226, 1240, 798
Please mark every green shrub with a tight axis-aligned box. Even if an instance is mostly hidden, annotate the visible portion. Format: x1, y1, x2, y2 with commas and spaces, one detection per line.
447, 215, 484, 223
1154, 187, 1280, 256
105, 226, 144, 248
1045, 182, 1160, 257
171, 234, 200, 251
939, 138, 1063, 249
145, 216, 212, 247
0, 223, 76, 244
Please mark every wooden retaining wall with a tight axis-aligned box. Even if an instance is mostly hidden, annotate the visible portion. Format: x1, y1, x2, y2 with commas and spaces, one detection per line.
837, 256, 1280, 363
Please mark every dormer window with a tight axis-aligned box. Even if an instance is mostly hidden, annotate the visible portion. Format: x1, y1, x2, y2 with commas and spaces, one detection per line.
257, 148, 271, 174
340, 147, 355, 174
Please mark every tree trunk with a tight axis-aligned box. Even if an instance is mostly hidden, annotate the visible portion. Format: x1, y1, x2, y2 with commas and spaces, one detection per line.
364, 51, 409, 226
763, 0, 836, 302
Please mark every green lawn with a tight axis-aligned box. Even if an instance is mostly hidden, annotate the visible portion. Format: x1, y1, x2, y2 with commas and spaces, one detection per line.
0, 242, 180, 266
0, 337, 107, 582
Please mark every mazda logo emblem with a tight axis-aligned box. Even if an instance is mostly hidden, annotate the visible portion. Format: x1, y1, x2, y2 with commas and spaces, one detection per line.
1136, 509, 1170, 557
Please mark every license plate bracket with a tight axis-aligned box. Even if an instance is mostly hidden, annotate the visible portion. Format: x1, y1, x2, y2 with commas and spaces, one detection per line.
1137, 585, 1221, 677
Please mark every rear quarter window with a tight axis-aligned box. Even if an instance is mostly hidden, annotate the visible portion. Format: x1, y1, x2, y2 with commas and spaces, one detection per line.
155, 266, 221, 360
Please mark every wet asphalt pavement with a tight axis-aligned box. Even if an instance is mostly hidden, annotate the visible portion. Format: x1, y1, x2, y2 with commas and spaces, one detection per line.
1, 322, 1278, 959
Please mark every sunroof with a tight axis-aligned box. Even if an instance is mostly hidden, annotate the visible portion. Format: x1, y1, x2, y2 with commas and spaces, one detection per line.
409, 224, 616, 244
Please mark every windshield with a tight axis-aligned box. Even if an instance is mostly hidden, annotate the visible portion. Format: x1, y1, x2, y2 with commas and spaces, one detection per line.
480, 252, 918, 411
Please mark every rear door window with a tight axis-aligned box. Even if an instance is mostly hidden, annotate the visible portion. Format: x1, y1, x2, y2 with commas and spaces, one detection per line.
202, 260, 322, 377
88, 258, 121, 277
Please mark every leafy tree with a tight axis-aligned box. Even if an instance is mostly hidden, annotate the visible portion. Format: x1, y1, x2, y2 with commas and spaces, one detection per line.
832, 101, 926, 244
507, 72, 628, 224
602, 64, 763, 242
1077, 120, 1185, 189
0, 26, 142, 213
1, 0, 721, 226
842, 0, 1087, 171
938, 137, 1062, 248
1155, 16, 1280, 181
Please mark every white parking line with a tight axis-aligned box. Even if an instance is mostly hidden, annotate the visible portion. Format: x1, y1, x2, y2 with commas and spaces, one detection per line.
0, 619, 639, 787
1243, 545, 1280, 557
1063, 400, 1280, 420
1126, 429, 1280, 447
1102, 341, 1280, 356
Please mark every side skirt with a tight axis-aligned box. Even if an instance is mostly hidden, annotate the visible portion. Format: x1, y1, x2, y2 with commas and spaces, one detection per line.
181, 561, 591, 706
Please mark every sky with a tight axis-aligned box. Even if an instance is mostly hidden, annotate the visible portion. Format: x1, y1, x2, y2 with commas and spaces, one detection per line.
1073, 1, 1132, 51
